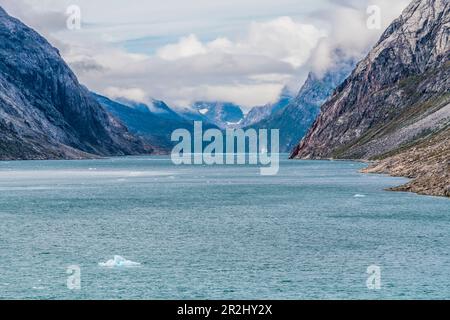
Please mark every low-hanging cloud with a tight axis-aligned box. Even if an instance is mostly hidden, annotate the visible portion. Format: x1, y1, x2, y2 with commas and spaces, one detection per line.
66, 16, 325, 108
308, 0, 411, 75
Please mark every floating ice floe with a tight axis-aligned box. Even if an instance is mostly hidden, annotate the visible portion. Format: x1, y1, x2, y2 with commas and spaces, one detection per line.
32, 286, 45, 290
354, 194, 366, 198
98, 255, 141, 268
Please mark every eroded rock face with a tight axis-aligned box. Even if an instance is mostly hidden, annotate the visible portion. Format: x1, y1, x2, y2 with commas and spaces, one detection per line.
0, 7, 151, 160
291, 0, 449, 160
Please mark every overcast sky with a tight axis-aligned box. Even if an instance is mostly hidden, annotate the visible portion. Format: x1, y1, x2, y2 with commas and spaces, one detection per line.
0, 0, 411, 110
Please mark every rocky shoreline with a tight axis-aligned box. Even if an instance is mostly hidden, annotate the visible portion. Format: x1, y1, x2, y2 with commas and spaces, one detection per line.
361, 129, 450, 198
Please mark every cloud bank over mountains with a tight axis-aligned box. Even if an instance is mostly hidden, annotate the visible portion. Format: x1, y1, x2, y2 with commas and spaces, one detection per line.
0, 0, 410, 110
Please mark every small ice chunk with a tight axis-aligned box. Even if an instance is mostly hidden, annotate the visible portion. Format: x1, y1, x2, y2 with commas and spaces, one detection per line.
33, 286, 45, 290
99, 255, 141, 268
354, 194, 366, 198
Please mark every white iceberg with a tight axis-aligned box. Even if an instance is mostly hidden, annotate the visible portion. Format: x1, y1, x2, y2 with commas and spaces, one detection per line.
98, 255, 141, 268
354, 194, 366, 198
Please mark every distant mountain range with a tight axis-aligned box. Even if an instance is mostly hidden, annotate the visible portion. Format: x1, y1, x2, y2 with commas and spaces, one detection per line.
292, 0, 449, 197
0, 7, 150, 160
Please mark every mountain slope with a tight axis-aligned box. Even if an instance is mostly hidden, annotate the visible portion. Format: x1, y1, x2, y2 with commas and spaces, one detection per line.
291, 0, 449, 196
248, 62, 354, 153
0, 7, 150, 160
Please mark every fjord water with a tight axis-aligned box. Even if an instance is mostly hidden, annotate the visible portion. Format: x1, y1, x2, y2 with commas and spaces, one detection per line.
0, 156, 448, 300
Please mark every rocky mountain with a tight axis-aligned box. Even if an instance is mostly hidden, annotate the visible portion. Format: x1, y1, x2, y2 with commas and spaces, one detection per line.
240, 87, 293, 128
0, 6, 150, 160
182, 101, 244, 129
291, 0, 449, 197
247, 62, 354, 153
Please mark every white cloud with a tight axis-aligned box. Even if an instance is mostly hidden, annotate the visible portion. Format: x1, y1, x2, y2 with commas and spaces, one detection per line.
63, 16, 323, 109
156, 17, 325, 68
245, 17, 325, 68
166, 83, 285, 108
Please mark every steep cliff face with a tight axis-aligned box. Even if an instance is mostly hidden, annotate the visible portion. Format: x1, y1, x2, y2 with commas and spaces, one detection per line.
292, 0, 449, 160
248, 62, 354, 153
0, 7, 150, 160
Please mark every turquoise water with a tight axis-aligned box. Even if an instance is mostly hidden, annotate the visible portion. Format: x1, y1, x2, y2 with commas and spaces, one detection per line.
0, 156, 448, 300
